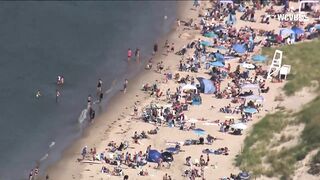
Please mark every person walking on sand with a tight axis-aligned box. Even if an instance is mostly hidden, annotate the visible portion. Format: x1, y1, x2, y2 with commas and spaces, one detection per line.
55, 89, 60, 102
123, 79, 128, 93
127, 48, 132, 61
135, 48, 140, 62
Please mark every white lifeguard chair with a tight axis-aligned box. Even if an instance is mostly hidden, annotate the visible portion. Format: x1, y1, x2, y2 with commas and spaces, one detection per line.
279, 65, 291, 80
267, 50, 283, 80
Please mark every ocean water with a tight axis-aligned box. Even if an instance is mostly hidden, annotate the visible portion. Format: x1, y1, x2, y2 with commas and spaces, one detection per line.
0, 1, 176, 179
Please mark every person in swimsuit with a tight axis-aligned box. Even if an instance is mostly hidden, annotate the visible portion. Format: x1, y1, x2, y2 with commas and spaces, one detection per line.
153, 43, 158, 55
123, 79, 128, 93
135, 48, 140, 62
127, 48, 132, 61
56, 89, 60, 102
36, 90, 41, 98
97, 79, 102, 95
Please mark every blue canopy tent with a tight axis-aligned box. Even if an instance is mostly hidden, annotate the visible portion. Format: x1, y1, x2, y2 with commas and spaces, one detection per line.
203, 31, 218, 38
197, 77, 216, 94
201, 41, 214, 47
215, 52, 224, 62
232, 44, 246, 54
193, 128, 206, 136
209, 61, 225, 67
243, 107, 258, 114
252, 55, 267, 62
280, 28, 294, 37
291, 26, 304, 36
315, 24, 320, 30
147, 150, 162, 162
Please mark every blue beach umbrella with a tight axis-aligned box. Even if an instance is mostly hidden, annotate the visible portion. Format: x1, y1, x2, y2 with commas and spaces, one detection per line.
291, 26, 304, 35
243, 107, 258, 114
252, 55, 267, 62
193, 128, 206, 136
210, 61, 225, 67
232, 44, 246, 54
201, 40, 214, 47
239, 172, 250, 180
216, 45, 227, 50
204, 31, 218, 38
147, 150, 162, 162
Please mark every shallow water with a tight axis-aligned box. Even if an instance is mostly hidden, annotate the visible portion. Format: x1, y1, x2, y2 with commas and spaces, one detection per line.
0, 1, 176, 179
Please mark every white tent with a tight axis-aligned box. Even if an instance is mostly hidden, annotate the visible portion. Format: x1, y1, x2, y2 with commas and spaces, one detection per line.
298, 0, 320, 12
241, 83, 260, 89
231, 123, 247, 130
242, 95, 264, 102
182, 84, 197, 91
219, 0, 234, 4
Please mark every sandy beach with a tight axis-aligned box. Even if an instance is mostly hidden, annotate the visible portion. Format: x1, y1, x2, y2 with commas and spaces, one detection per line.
43, 1, 320, 180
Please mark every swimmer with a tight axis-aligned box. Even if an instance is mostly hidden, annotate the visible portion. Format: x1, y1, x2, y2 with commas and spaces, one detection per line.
127, 48, 132, 61
87, 95, 92, 108
135, 48, 140, 62
36, 90, 42, 98
123, 79, 128, 94
55, 89, 60, 102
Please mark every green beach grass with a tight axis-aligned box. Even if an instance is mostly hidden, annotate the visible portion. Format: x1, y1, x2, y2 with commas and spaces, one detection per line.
236, 40, 320, 179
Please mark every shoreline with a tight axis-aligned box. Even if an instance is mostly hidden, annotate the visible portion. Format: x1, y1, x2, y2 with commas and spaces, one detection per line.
43, 1, 192, 179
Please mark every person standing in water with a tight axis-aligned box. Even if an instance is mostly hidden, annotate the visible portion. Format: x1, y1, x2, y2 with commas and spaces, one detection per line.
127, 48, 132, 61
98, 91, 104, 103
153, 43, 158, 55
123, 79, 128, 94
97, 79, 103, 95
36, 90, 42, 98
55, 89, 60, 102
87, 95, 92, 108
135, 48, 140, 62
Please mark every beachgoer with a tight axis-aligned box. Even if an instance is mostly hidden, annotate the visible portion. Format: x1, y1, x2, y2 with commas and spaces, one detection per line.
46, 175, 49, 180
29, 169, 33, 180
153, 43, 158, 55
36, 90, 41, 98
135, 48, 140, 62
99, 92, 104, 103
55, 89, 60, 102
97, 79, 103, 95
123, 175, 129, 180
123, 79, 128, 93
81, 146, 87, 160
127, 48, 132, 61
87, 95, 92, 108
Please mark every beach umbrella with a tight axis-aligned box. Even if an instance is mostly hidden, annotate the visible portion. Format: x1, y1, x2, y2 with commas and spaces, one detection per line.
241, 83, 260, 89
161, 151, 174, 162
182, 84, 197, 91
232, 44, 246, 54
166, 147, 179, 154
280, 28, 294, 37
243, 107, 258, 114
193, 128, 206, 136
252, 55, 267, 62
239, 172, 250, 180
291, 26, 304, 36
315, 24, 320, 30
201, 40, 213, 47
203, 31, 218, 38
216, 45, 227, 50
209, 61, 225, 67
231, 123, 247, 130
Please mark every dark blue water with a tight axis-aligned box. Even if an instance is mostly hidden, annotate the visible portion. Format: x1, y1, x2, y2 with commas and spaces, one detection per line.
0, 1, 176, 179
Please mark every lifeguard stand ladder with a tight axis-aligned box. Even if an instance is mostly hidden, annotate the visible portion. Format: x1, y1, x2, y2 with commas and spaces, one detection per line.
267, 50, 283, 80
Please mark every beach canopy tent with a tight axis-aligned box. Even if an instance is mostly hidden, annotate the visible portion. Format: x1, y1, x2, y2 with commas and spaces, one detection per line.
280, 28, 294, 37
182, 84, 197, 91
232, 44, 246, 54
201, 40, 214, 47
252, 55, 267, 62
231, 123, 247, 130
315, 24, 320, 30
243, 107, 258, 114
242, 62, 255, 70
242, 95, 264, 102
209, 61, 225, 67
298, 0, 320, 12
241, 83, 260, 90
215, 52, 224, 62
147, 150, 162, 162
203, 31, 218, 38
197, 77, 216, 94
291, 26, 305, 36
219, 0, 234, 4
